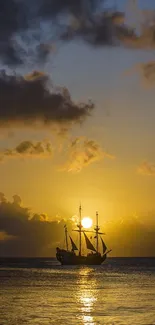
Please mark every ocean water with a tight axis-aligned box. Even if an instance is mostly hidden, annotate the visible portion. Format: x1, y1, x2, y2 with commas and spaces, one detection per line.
0, 258, 155, 325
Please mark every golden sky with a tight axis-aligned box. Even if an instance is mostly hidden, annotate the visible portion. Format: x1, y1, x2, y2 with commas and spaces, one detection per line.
0, 0, 155, 256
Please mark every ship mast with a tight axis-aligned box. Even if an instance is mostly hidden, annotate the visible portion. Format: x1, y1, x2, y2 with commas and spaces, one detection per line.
94, 211, 100, 253
64, 225, 69, 251
78, 204, 82, 256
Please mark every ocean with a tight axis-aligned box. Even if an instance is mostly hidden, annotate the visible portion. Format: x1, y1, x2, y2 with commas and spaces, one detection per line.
0, 257, 155, 325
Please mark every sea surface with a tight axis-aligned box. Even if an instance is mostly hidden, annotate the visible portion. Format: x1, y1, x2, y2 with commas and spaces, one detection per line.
0, 257, 155, 325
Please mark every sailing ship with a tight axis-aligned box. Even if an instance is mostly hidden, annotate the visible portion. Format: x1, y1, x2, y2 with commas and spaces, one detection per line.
56, 206, 112, 265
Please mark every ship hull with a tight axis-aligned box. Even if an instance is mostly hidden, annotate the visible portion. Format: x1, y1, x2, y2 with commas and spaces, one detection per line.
56, 249, 106, 265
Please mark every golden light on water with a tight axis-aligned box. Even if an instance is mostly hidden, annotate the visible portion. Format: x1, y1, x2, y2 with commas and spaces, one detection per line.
77, 268, 97, 325
80, 294, 96, 325
81, 217, 93, 229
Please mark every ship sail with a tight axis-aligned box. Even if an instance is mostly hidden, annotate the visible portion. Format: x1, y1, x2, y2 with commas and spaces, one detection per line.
100, 237, 107, 254
69, 236, 78, 251
83, 232, 96, 252
56, 205, 111, 265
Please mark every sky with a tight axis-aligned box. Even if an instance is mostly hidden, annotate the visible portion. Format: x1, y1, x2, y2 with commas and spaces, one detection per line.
1, 0, 155, 257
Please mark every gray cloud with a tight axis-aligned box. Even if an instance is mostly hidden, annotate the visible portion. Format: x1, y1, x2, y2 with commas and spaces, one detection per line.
1, 0, 154, 66
0, 0, 104, 65
0, 70, 94, 129
0, 0, 26, 65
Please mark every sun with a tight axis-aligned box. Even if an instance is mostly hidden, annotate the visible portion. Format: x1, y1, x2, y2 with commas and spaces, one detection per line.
81, 217, 93, 229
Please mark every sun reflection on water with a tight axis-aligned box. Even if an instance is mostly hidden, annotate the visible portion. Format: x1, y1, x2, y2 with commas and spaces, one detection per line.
82, 315, 94, 325
77, 268, 97, 325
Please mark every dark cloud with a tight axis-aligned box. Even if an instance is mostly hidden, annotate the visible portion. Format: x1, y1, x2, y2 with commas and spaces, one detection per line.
39, 0, 98, 19
0, 0, 100, 65
1, 0, 154, 66
60, 11, 131, 47
36, 43, 56, 62
0, 193, 73, 257
0, 70, 94, 128
0, 231, 15, 242
0, 0, 28, 65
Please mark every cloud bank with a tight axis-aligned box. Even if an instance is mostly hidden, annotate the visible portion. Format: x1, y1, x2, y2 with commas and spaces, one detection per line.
0, 193, 155, 257
0, 193, 73, 257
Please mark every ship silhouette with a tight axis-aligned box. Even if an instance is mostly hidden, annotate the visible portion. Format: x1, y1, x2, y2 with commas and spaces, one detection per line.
56, 205, 112, 265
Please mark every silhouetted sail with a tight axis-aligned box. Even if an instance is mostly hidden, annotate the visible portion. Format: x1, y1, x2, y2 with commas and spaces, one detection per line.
83, 232, 96, 252
100, 237, 107, 254
56, 205, 111, 265
69, 236, 78, 251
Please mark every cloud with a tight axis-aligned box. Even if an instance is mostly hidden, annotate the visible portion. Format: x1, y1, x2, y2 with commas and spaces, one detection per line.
31, 213, 49, 222
61, 6, 155, 50
0, 193, 73, 257
0, 0, 25, 65
0, 137, 113, 172
60, 11, 127, 46
61, 137, 114, 172
13, 194, 22, 206
0, 70, 94, 129
138, 161, 155, 176
39, 0, 98, 18
0, 231, 15, 242
0, 0, 112, 65
119, 24, 155, 49
0, 192, 7, 203
1, 0, 155, 66
15, 140, 52, 155
0, 140, 53, 162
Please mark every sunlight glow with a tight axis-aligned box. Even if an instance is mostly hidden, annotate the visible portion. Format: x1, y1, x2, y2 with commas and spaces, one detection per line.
81, 217, 93, 229
78, 268, 97, 325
